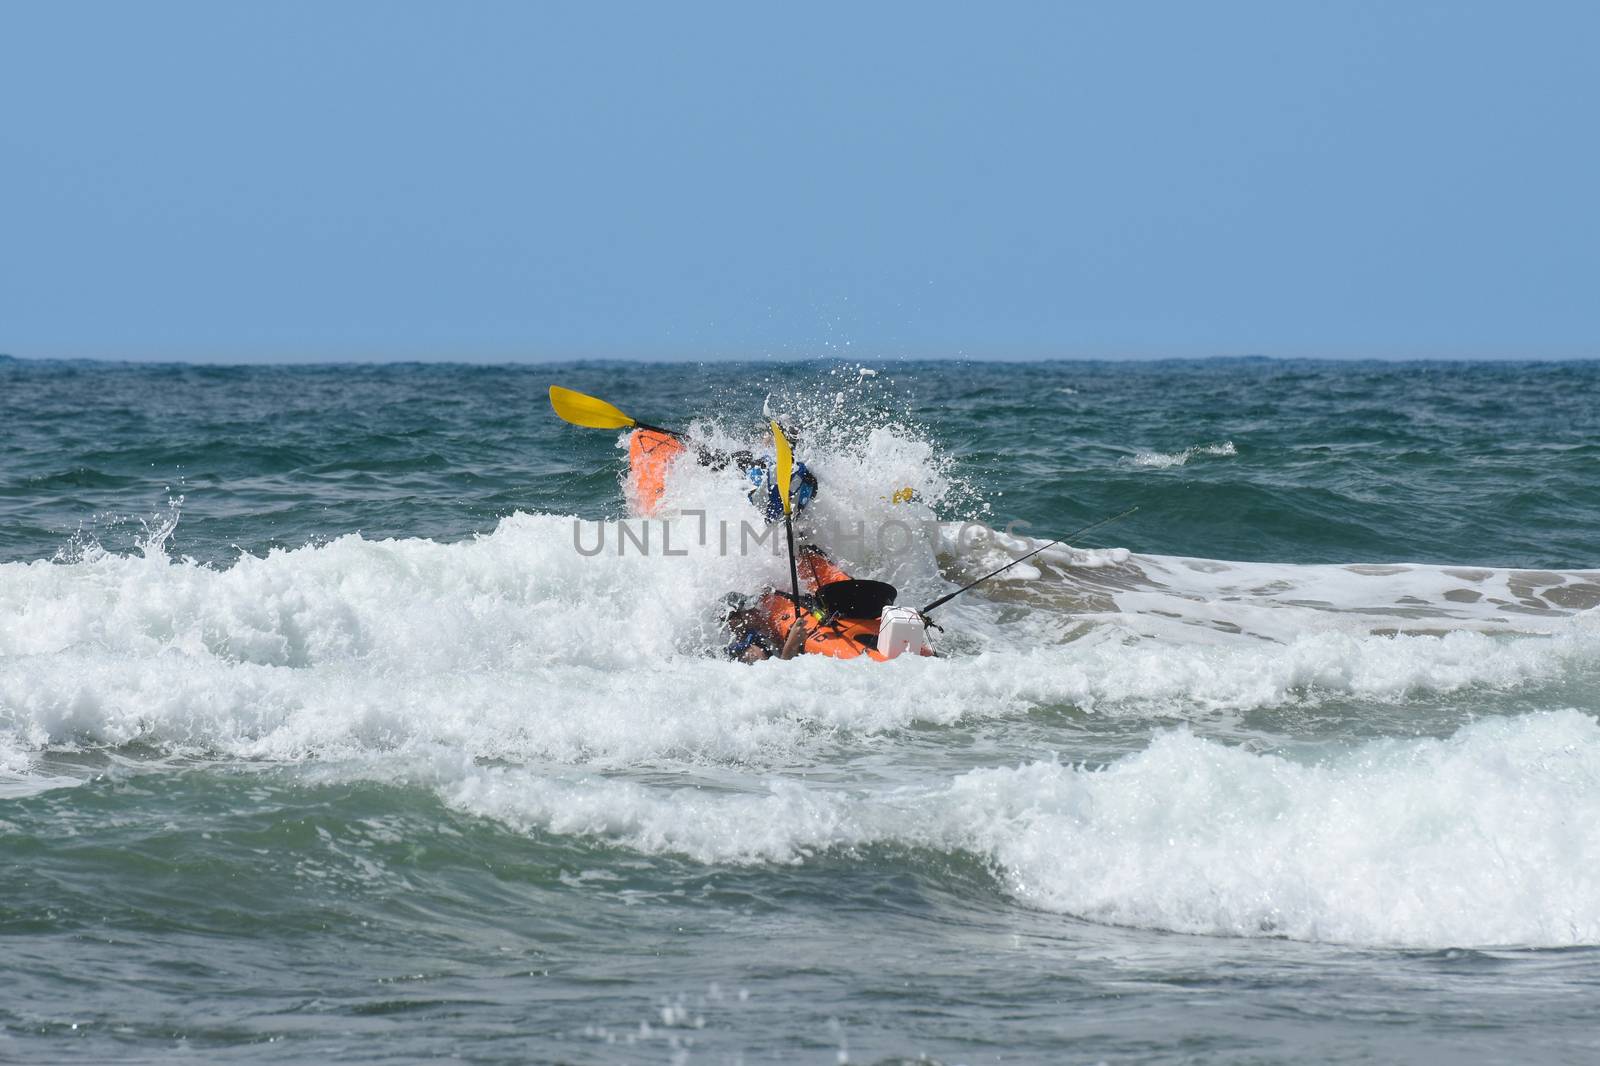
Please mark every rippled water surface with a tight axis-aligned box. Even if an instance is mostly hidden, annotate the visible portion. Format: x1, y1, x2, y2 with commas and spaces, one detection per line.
3, 355, 1598, 1063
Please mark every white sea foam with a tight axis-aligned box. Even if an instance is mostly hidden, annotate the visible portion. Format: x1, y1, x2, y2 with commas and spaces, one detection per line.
2, 498, 1597, 769
5, 614, 1593, 784
951, 709, 1600, 947
436, 710, 1600, 948
1131, 441, 1237, 468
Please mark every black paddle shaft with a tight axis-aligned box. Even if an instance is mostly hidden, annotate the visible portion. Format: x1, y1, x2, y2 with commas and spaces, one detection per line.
783, 515, 803, 613
919, 506, 1138, 615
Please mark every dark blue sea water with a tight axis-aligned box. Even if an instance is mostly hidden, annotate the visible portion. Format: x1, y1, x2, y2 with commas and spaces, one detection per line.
3, 355, 1599, 1063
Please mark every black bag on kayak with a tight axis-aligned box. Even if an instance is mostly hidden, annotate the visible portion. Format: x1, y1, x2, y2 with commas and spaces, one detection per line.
817, 579, 898, 620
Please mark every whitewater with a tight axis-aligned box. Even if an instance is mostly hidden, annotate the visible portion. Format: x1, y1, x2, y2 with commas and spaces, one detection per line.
3, 357, 1598, 1063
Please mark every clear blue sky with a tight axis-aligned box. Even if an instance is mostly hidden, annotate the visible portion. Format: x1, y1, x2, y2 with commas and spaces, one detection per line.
2, 1, 1596, 362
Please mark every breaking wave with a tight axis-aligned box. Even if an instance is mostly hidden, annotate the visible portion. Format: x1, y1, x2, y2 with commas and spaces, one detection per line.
442, 709, 1600, 948
3, 414, 1597, 951
3, 507, 1597, 764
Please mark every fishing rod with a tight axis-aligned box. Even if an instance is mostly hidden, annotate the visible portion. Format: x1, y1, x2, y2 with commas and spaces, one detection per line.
919, 506, 1139, 616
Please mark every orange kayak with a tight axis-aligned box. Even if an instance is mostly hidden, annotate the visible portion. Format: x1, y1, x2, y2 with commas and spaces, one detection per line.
755, 561, 935, 662
797, 547, 850, 590
627, 428, 685, 516
758, 591, 887, 661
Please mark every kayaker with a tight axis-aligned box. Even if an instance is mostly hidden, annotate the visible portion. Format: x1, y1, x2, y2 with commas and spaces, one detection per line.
548, 384, 821, 522
693, 423, 818, 523
719, 545, 850, 662
747, 420, 818, 522
721, 593, 808, 662
745, 454, 817, 523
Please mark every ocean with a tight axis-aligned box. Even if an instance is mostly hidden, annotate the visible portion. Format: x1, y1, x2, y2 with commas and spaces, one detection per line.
2, 354, 1598, 1064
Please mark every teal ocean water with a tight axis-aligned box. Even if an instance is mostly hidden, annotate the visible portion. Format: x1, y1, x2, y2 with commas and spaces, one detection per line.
3, 354, 1599, 1063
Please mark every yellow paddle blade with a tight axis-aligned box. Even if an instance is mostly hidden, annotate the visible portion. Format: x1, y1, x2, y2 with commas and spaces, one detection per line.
771, 419, 794, 516
548, 386, 638, 431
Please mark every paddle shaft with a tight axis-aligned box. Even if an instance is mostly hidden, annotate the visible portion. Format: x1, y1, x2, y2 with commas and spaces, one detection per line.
919, 506, 1138, 615
783, 514, 803, 613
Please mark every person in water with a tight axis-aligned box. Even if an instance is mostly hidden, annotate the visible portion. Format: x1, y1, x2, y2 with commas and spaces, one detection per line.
694, 422, 819, 524
709, 424, 829, 662
744, 454, 817, 523
722, 593, 808, 662
720, 547, 850, 662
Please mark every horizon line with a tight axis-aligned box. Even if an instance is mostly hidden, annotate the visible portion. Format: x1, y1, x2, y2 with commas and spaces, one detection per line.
4, 351, 1597, 370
